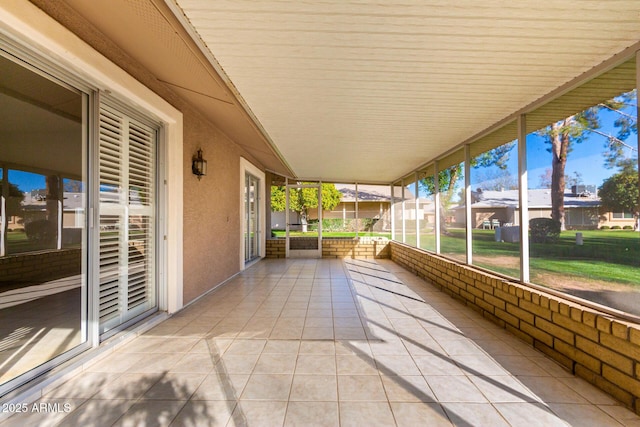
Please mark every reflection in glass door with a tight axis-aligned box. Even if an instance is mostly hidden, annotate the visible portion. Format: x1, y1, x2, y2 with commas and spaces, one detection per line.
0, 52, 87, 390
245, 173, 260, 263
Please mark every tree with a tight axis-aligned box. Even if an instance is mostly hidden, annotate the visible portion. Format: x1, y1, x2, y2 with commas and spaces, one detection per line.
538, 168, 552, 189
270, 186, 286, 212
320, 184, 342, 213
64, 179, 83, 192
419, 142, 516, 233
598, 159, 639, 230
539, 168, 583, 190
566, 171, 583, 189
270, 183, 342, 230
421, 144, 516, 206
425, 165, 462, 212
544, 112, 598, 231
6, 181, 25, 218
539, 90, 637, 230
474, 168, 517, 191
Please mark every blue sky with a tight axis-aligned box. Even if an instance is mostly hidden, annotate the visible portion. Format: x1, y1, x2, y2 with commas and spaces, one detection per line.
3, 169, 83, 193
420, 96, 637, 198
526, 104, 638, 189
4, 169, 45, 193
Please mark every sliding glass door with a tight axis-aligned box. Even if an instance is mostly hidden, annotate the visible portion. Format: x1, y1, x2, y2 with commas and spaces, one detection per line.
244, 172, 260, 263
0, 32, 163, 397
0, 52, 87, 388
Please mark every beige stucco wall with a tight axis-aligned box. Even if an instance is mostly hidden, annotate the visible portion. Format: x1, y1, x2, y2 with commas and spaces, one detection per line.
30, 0, 265, 304
181, 115, 245, 302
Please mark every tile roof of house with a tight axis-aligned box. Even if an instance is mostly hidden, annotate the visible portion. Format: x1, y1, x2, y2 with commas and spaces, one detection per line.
334, 184, 414, 202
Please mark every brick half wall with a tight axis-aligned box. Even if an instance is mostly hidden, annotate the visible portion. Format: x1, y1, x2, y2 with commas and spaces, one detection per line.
0, 249, 82, 284
266, 238, 390, 259
389, 241, 640, 414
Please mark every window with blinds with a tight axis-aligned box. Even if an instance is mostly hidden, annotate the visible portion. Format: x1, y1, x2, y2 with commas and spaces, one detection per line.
98, 104, 157, 334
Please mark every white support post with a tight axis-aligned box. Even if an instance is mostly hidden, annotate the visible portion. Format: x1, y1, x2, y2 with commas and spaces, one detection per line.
0, 171, 5, 257
464, 145, 473, 265
637, 51, 640, 231
342, 204, 346, 228
355, 182, 359, 238
415, 173, 420, 249
0, 192, 5, 257
390, 184, 395, 241
318, 181, 322, 245
434, 162, 441, 254
518, 114, 530, 282
57, 198, 63, 250
401, 181, 406, 243
57, 175, 63, 250
285, 177, 290, 258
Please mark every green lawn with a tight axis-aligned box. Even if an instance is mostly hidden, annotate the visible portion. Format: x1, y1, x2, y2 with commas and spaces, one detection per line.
424, 228, 640, 285
6, 230, 50, 253
6, 229, 81, 253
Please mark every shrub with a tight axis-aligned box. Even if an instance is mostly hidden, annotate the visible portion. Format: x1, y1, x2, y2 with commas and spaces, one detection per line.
529, 218, 561, 243
623, 225, 633, 230
321, 218, 351, 231
600, 225, 610, 230
611, 225, 622, 230
25, 219, 56, 242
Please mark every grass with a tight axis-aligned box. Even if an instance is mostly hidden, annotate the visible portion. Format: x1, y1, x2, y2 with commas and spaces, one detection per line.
6, 230, 52, 253
271, 230, 391, 239
405, 228, 640, 286
6, 229, 80, 253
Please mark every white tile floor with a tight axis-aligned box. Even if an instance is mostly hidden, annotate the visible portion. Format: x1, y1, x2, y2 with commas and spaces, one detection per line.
3, 258, 640, 426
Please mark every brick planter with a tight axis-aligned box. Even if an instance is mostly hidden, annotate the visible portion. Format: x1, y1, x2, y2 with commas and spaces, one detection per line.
265, 237, 390, 259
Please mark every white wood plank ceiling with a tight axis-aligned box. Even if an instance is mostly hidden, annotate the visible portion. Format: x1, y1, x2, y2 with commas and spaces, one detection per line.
172, 0, 640, 183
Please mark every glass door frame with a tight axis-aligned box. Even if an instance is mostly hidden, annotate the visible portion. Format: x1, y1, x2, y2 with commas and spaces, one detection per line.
0, 45, 92, 396
285, 179, 322, 258
244, 172, 260, 263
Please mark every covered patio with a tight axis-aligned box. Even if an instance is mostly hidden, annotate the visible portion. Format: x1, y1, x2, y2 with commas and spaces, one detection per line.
3, 258, 637, 426
1, 1, 640, 425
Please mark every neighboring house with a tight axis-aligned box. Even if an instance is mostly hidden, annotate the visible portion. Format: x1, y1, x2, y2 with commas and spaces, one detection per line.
452, 187, 635, 229
315, 184, 396, 232
271, 184, 403, 232
9, 190, 84, 226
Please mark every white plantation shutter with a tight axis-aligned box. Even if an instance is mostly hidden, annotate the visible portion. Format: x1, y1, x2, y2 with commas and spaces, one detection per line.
126, 121, 155, 312
99, 107, 124, 205
98, 214, 121, 325
98, 104, 157, 334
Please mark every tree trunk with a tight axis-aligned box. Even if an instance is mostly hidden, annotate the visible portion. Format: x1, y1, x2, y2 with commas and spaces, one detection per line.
439, 167, 459, 235
550, 121, 569, 231
301, 208, 308, 233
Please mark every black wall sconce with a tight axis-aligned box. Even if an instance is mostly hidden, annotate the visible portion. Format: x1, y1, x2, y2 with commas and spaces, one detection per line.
192, 148, 207, 180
